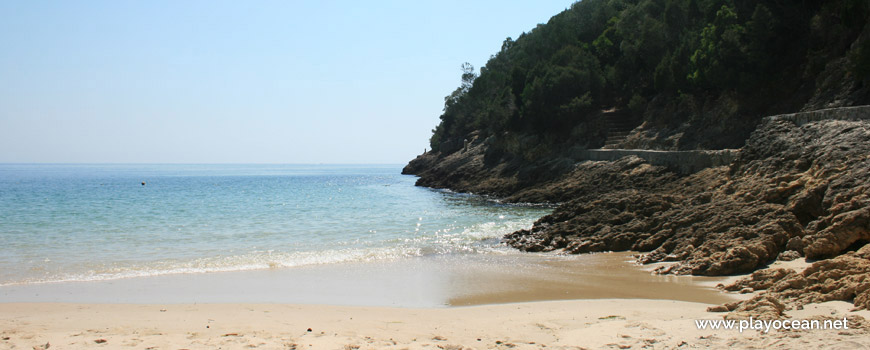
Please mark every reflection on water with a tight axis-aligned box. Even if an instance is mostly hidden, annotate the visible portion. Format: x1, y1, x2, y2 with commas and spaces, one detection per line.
0, 164, 550, 285
0, 164, 733, 307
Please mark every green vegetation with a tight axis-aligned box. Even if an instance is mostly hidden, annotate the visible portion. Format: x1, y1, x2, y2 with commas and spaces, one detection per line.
429, 0, 870, 156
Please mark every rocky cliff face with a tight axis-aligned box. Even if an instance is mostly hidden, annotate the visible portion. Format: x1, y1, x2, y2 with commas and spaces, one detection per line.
403, 136, 579, 202
505, 118, 869, 276
407, 116, 870, 309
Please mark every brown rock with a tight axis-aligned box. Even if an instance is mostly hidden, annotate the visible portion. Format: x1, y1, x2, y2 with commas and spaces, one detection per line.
504, 119, 870, 279
409, 113, 870, 312
721, 244, 870, 316
706, 305, 729, 312
778, 250, 801, 261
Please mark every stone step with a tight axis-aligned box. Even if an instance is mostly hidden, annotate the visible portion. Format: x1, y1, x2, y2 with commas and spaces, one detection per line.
607, 122, 637, 127
603, 111, 639, 148
606, 119, 636, 124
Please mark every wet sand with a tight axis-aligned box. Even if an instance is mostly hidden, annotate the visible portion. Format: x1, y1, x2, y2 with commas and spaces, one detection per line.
0, 252, 732, 306
2, 252, 868, 349
445, 252, 732, 306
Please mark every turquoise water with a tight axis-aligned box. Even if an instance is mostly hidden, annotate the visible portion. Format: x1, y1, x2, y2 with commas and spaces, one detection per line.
0, 164, 550, 286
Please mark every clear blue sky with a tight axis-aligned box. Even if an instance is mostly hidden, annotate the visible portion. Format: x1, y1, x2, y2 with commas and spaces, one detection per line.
0, 1, 574, 164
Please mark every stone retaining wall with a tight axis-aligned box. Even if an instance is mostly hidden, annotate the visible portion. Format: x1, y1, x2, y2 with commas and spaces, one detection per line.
574, 149, 740, 174
573, 105, 870, 173
764, 105, 870, 125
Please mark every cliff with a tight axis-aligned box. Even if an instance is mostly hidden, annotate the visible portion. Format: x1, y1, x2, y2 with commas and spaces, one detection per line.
410, 110, 870, 313
407, 0, 870, 191
505, 115, 870, 273
405, 0, 870, 312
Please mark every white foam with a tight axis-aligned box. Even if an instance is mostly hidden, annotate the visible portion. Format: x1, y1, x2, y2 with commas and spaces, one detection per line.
1, 219, 540, 286
0, 246, 426, 286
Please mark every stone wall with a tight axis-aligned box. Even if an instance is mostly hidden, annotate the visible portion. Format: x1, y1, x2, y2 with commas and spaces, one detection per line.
574, 149, 740, 174
764, 105, 870, 126
572, 105, 870, 173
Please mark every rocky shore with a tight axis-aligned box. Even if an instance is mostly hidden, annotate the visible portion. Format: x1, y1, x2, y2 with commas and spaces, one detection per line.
404, 116, 870, 315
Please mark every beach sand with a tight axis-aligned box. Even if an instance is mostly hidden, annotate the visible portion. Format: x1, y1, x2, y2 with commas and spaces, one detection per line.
2, 300, 868, 349
0, 252, 732, 306
2, 253, 868, 349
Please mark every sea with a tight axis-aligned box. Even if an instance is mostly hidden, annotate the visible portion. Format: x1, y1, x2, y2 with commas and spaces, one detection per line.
0, 163, 551, 287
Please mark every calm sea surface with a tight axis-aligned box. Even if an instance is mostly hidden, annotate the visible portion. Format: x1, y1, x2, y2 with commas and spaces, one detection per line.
0, 164, 550, 286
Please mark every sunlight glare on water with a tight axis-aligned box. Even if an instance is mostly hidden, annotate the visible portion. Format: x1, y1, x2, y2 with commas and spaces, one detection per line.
0, 164, 551, 285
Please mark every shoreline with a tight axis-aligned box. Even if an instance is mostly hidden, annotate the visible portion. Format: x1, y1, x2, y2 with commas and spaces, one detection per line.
406, 117, 870, 317
2, 251, 867, 349
3, 299, 868, 349
0, 252, 733, 307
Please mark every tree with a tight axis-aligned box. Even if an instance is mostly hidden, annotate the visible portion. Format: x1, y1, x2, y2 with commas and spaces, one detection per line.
460, 62, 476, 92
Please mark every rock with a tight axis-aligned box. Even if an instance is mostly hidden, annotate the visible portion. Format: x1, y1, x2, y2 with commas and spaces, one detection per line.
723, 268, 796, 292
724, 295, 787, 320
706, 305, 729, 312
778, 250, 801, 261
408, 114, 870, 312
720, 243, 870, 315
803, 207, 870, 259
436, 345, 464, 350
503, 119, 870, 277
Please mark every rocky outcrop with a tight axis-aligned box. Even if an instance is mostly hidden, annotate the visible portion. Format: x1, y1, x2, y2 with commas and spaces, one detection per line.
504, 118, 870, 277
504, 164, 803, 276
711, 244, 870, 315
765, 105, 870, 126
405, 111, 870, 314
403, 136, 577, 201
573, 148, 739, 174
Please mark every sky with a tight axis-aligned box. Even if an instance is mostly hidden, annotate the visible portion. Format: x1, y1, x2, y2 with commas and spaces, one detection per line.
0, 1, 574, 164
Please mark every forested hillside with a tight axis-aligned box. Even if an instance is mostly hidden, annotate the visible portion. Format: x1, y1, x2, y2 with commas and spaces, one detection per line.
428, 0, 870, 159
404, 0, 870, 313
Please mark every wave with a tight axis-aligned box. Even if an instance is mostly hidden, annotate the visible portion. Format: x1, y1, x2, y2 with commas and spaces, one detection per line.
1, 246, 422, 286
1, 219, 537, 286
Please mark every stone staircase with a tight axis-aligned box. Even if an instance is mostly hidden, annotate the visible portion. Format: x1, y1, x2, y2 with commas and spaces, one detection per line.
603, 110, 640, 148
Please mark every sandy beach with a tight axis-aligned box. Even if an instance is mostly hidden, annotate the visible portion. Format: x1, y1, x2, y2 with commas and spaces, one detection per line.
0, 253, 732, 306
2, 299, 868, 350
2, 255, 868, 349
3, 0, 870, 347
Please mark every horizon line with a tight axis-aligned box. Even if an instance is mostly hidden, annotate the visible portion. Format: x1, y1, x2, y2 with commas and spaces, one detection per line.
0, 162, 406, 166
